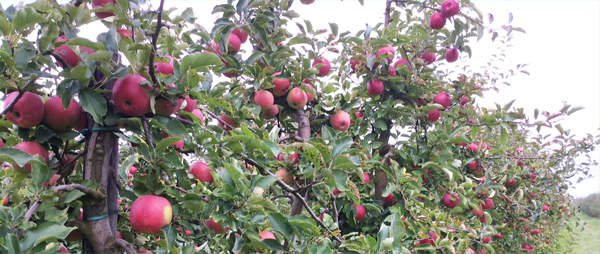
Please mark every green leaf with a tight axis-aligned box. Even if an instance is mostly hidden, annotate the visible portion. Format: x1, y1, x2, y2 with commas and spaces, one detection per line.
268, 213, 294, 239
0, 148, 42, 168
68, 38, 106, 51
567, 106, 584, 116
78, 87, 107, 124
156, 137, 181, 152
180, 52, 223, 73
329, 23, 338, 36
20, 222, 74, 250
448, 135, 470, 144
86, 50, 112, 62
31, 163, 50, 188
420, 103, 445, 112
332, 136, 352, 159
333, 156, 358, 169
374, 119, 388, 130
334, 170, 349, 191
5, 233, 19, 254
251, 175, 279, 191
502, 99, 516, 111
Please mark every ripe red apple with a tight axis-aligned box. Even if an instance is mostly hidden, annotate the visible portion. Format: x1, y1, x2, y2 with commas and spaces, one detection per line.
482, 198, 493, 210
288, 152, 299, 164
440, 0, 460, 18
367, 79, 384, 96
546, 240, 550, 244
0, 139, 4, 148
205, 218, 227, 234
42, 174, 63, 188
384, 193, 395, 205
429, 12, 446, 30
442, 192, 460, 209
300, 0, 315, 4
495, 233, 502, 239
333, 189, 342, 195
54, 36, 94, 68
428, 109, 441, 122
259, 231, 276, 240
472, 207, 483, 217
349, 54, 365, 72
387, 65, 396, 76
181, 94, 197, 113
13, 142, 49, 173
304, 84, 315, 102
353, 204, 365, 221
517, 160, 524, 167
92, 0, 118, 19
58, 244, 69, 253
227, 34, 241, 55
468, 160, 477, 170
530, 229, 540, 234
130, 195, 173, 235
218, 116, 235, 131
276, 168, 293, 185
44, 96, 82, 131
394, 59, 411, 71
232, 28, 248, 43
287, 87, 308, 109
155, 96, 183, 116
543, 204, 549, 212
272, 78, 291, 96
254, 90, 274, 110
113, 74, 153, 116
129, 166, 137, 174
362, 173, 370, 184
482, 236, 491, 243
506, 178, 516, 186
2, 196, 8, 206
189, 162, 213, 184
466, 143, 478, 152
185, 229, 192, 236
445, 48, 459, 63
433, 92, 451, 109
312, 58, 331, 77
117, 29, 133, 39
262, 105, 279, 119
376, 44, 394, 63
421, 53, 436, 65
154, 55, 175, 76
4, 91, 45, 128
330, 111, 351, 131
416, 239, 435, 247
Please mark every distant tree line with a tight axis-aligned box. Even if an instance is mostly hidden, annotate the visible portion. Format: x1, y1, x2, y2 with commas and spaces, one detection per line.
575, 193, 600, 218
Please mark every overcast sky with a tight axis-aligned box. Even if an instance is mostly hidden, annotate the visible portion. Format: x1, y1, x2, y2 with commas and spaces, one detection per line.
3, 0, 599, 197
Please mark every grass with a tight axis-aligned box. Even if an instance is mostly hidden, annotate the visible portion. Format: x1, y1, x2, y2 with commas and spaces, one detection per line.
557, 213, 600, 254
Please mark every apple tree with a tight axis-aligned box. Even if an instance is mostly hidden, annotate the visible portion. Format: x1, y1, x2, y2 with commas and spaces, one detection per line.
0, 0, 597, 253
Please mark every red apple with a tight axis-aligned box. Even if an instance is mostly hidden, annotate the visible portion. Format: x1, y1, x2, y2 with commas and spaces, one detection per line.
304, 84, 315, 102
254, 90, 274, 109
129, 166, 137, 174
287, 87, 308, 109
112, 74, 153, 116
259, 231, 276, 240
472, 207, 483, 217
428, 110, 441, 122
130, 195, 173, 235
394, 59, 410, 70
217, 116, 235, 131
440, 0, 460, 18
312, 58, 331, 77
445, 48, 459, 63
363, 173, 370, 184
117, 29, 133, 39
482, 198, 493, 210
44, 96, 82, 132
333, 189, 342, 195
92, 0, 118, 19
185, 229, 192, 236
2, 196, 8, 206
466, 143, 478, 152
384, 193, 395, 205
272, 78, 291, 96
205, 218, 227, 234
349, 54, 365, 73
330, 111, 351, 131
232, 29, 248, 43
433, 92, 451, 109
495, 233, 502, 239
189, 162, 213, 184
506, 178, 516, 186
460, 95, 468, 105
181, 95, 197, 113
543, 204, 549, 212
288, 152, 299, 164
530, 229, 540, 234
376, 44, 394, 64
353, 205, 366, 221
482, 236, 491, 243
367, 79, 384, 96
13, 142, 49, 173
155, 96, 183, 116
262, 105, 279, 119
42, 174, 62, 188
4, 91, 45, 128
227, 33, 241, 55
54, 36, 94, 68
416, 239, 435, 247
276, 168, 293, 185
442, 192, 460, 209
154, 55, 175, 76
429, 12, 446, 30
58, 244, 69, 253
421, 53, 436, 65
468, 160, 477, 170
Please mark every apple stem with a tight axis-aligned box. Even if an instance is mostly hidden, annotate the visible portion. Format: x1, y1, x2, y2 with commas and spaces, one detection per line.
147, 0, 166, 86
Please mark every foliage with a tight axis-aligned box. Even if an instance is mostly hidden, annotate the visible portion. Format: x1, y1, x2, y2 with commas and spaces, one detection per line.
0, 0, 598, 254
575, 193, 600, 218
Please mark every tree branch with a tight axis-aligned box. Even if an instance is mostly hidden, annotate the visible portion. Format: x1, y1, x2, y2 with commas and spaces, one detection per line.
140, 115, 154, 147
116, 239, 136, 254
147, 0, 166, 85
54, 184, 107, 199
43, 50, 70, 70
204, 108, 235, 131
24, 200, 41, 223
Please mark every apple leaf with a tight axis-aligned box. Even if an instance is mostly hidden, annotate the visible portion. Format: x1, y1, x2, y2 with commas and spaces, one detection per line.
289, 216, 320, 234
332, 136, 352, 159
31, 162, 50, 189
334, 170, 349, 192
250, 175, 279, 191
268, 213, 294, 239
0, 148, 42, 168
449, 135, 470, 144
333, 156, 358, 169
180, 52, 223, 74
78, 87, 107, 124
420, 103, 445, 113
20, 221, 73, 251
5, 233, 19, 254
155, 137, 181, 152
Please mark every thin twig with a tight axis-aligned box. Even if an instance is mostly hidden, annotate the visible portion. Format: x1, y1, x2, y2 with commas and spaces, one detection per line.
147, 0, 166, 85
43, 50, 70, 69
24, 200, 41, 223
140, 115, 154, 147
204, 108, 235, 131
54, 184, 107, 199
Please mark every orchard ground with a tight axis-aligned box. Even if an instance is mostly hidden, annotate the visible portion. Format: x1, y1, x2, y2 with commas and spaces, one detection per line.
557, 213, 600, 254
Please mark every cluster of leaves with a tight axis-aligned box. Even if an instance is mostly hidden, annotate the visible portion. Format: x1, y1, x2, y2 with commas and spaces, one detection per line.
0, 0, 597, 254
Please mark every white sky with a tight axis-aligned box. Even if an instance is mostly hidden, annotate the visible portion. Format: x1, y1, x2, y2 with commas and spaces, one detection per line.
3, 0, 599, 198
